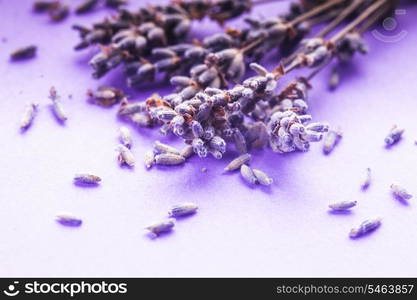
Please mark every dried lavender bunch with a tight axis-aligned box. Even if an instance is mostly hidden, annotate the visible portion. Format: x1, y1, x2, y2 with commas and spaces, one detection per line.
78, 0, 339, 85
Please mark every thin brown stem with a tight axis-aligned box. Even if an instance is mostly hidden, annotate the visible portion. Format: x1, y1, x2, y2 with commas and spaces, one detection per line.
317, 0, 364, 37
289, 0, 347, 26
330, 0, 387, 43
357, 2, 391, 34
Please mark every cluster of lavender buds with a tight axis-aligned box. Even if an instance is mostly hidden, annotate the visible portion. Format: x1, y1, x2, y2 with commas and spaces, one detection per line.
75, 0, 343, 89
75, 0, 127, 15
119, 61, 328, 158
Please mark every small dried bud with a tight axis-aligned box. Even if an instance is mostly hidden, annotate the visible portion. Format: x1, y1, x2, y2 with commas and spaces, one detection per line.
154, 141, 181, 155
20, 103, 38, 130
224, 153, 251, 172
384, 125, 404, 147
155, 153, 185, 165
328, 200, 357, 211
74, 173, 101, 185
252, 169, 273, 186
361, 168, 371, 190
323, 128, 342, 154
144, 150, 155, 169
145, 219, 175, 236
391, 184, 412, 201
116, 144, 135, 167
240, 164, 257, 185
10, 45, 37, 60
56, 214, 82, 227
119, 126, 132, 148
168, 202, 198, 217
350, 218, 382, 238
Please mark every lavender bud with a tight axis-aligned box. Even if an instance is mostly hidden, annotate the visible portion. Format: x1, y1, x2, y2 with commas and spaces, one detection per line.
252, 169, 273, 186
20, 103, 38, 130
391, 184, 413, 201
240, 164, 258, 185
209, 136, 226, 153
192, 138, 208, 158
116, 144, 135, 167
56, 214, 82, 227
119, 126, 132, 148
361, 168, 372, 190
305, 122, 329, 132
154, 141, 181, 155
350, 218, 382, 238
155, 153, 185, 165
302, 130, 323, 142
323, 128, 342, 154
328, 200, 357, 211
191, 120, 204, 138
249, 63, 268, 76
74, 173, 101, 185
168, 202, 198, 218
144, 150, 155, 169
145, 219, 175, 236
224, 153, 251, 172
384, 125, 404, 146
180, 145, 194, 159
156, 109, 177, 122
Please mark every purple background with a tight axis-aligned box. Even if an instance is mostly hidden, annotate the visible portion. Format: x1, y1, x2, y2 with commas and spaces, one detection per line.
1, 0, 417, 277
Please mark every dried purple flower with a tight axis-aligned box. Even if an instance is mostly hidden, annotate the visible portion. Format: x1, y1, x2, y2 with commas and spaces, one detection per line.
391, 184, 412, 201
240, 164, 257, 185
323, 127, 342, 154
49, 87, 68, 122
350, 218, 381, 238
384, 125, 404, 147
74, 173, 102, 185
119, 126, 132, 148
116, 144, 135, 167
252, 169, 273, 186
145, 219, 175, 236
224, 153, 251, 172
20, 103, 38, 130
56, 214, 83, 227
168, 202, 198, 217
361, 168, 371, 190
155, 153, 185, 165
328, 200, 357, 211
10, 45, 37, 60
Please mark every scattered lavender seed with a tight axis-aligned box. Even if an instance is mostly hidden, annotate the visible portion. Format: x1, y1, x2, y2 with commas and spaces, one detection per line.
349, 217, 381, 238
48, 2, 69, 22
10, 45, 37, 60
252, 169, 273, 186
201, 167, 207, 173
180, 145, 194, 159
390, 184, 412, 201
361, 168, 371, 190
119, 126, 132, 148
154, 153, 185, 166
116, 144, 135, 167
73, 173, 101, 185
153, 141, 181, 155
328, 200, 357, 211
49, 87, 67, 122
168, 202, 198, 217
56, 214, 82, 227
240, 164, 257, 185
384, 125, 404, 146
323, 127, 342, 154
328, 67, 339, 91
20, 103, 38, 130
145, 219, 175, 236
144, 150, 155, 169
75, 0, 99, 14
224, 153, 251, 172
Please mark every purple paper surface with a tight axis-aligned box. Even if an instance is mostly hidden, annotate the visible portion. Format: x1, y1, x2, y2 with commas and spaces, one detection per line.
1, 0, 417, 277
